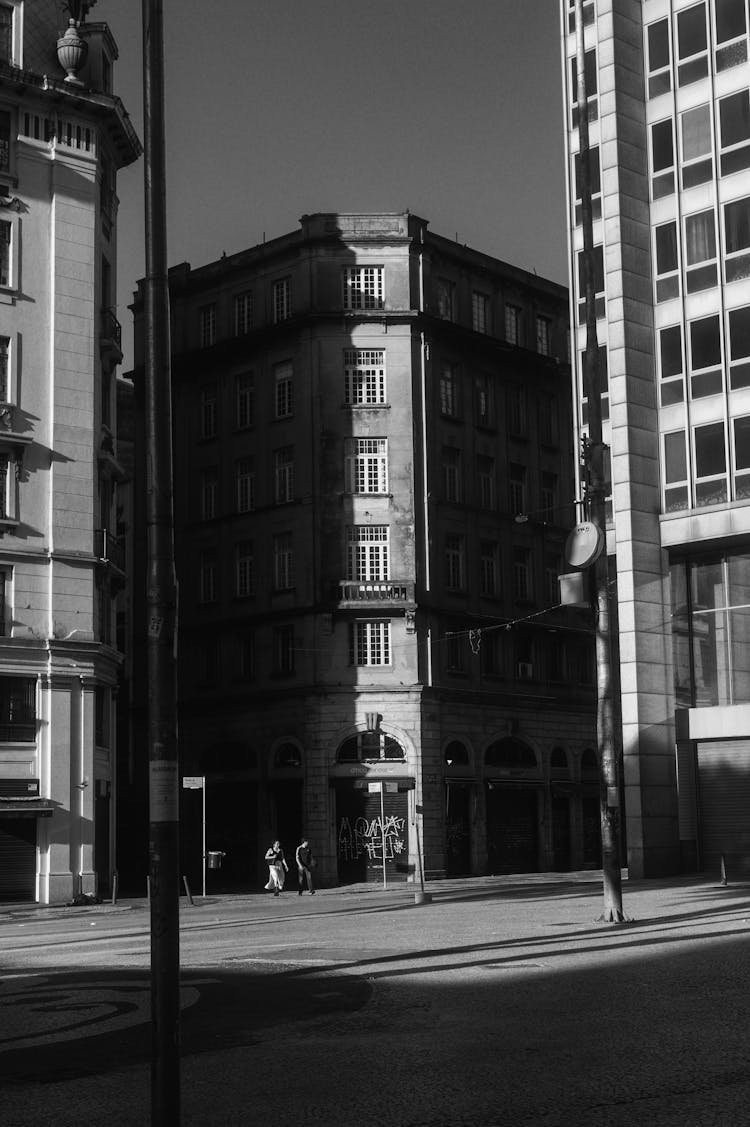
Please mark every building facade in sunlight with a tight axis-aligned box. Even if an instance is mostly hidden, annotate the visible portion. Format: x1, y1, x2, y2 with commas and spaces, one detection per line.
129, 211, 598, 892
0, 2, 140, 902
561, 0, 750, 877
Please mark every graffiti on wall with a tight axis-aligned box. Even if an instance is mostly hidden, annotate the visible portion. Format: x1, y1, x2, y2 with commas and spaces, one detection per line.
338, 815, 407, 864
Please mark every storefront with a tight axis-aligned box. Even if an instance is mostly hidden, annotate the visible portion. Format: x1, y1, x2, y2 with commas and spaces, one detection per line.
0, 780, 53, 902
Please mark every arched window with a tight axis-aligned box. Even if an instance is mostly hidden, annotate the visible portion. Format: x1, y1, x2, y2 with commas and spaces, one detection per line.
485, 737, 537, 769
337, 733, 406, 763
275, 742, 302, 768
581, 747, 598, 777
199, 743, 257, 772
444, 741, 469, 766
550, 746, 570, 777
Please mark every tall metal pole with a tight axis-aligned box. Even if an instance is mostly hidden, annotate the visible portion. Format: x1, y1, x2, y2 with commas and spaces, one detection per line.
574, 0, 625, 922
143, 0, 181, 1118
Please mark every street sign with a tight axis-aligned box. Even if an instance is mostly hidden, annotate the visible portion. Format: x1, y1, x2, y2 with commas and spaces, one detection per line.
182, 776, 204, 789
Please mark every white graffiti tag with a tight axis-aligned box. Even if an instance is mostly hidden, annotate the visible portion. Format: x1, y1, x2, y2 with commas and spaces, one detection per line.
338, 814, 406, 863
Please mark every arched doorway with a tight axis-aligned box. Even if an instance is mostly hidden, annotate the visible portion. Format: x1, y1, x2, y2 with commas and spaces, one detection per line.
444, 740, 472, 876
333, 731, 411, 885
485, 737, 541, 874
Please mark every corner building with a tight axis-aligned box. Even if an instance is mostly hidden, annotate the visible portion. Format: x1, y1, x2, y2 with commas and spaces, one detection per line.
131, 212, 597, 890
561, 0, 750, 876
0, 3, 140, 901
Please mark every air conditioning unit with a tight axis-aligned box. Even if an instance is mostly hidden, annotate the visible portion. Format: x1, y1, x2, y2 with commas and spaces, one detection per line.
517, 662, 534, 680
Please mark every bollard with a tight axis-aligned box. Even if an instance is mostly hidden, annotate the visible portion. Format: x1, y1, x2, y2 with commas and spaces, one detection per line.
720, 854, 727, 886
111, 870, 118, 906
182, 875, 194, 906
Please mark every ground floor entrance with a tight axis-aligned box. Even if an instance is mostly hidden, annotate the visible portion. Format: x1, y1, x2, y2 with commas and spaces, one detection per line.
0, 817, 36, 901
335, 780, 411, 884
486, 785, 539, 875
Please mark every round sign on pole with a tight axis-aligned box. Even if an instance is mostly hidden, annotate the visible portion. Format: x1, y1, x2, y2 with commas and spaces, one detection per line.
564, 520, 605, 569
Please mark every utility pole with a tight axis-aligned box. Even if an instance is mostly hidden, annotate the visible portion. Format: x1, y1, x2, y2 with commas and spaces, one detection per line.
574, 0, 625, 923
143, 0, 181, 1119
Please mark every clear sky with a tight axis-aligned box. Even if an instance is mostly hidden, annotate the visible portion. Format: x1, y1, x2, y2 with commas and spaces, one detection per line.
94, 1, 568, 368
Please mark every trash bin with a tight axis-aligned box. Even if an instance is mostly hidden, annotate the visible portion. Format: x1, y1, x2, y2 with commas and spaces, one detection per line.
207, 851, 225, 870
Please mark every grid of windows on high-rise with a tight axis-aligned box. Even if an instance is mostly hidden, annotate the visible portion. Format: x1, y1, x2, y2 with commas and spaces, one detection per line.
671, 553, 750, 707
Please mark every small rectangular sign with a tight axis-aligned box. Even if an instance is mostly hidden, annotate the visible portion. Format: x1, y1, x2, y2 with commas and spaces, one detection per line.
182, 776, 204, 789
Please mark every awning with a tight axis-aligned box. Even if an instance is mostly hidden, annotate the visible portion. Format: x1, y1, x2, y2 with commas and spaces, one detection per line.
0, 798, 54, 818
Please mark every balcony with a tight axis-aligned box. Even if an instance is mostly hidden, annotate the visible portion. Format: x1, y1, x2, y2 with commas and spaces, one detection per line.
100, 308, 122, 362
94, 528, 126, 576
336, 580, 415, 608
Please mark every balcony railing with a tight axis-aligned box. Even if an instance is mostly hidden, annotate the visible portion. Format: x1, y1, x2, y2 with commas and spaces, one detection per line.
94, 528, 126, 574
336, 580, 415, 606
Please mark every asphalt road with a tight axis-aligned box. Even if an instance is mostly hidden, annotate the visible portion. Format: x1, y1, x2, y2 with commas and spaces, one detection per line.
2, 874, 750, 1126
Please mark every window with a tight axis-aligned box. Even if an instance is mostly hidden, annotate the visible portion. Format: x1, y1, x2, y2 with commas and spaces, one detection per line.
477, 455, 495, 509
199, 467, 217, 521
343, 266, 384, 310
439, 363, 461, 417
274, 446, 294, 503
273, 625, 295, 674
273, 277, 291, 323
480, 631, 503, 677
577, 244, 605, 320
504, 304, 521, 345
651, 119, 675, 199
273, 532, 294, 590
274, 360, 293, 418
0, 218, 10, 287
199, 304, 216, 348
681, 104, 713, 188
472, 291, 490, 334
445, 534, 465, 591
200, 384, 217, 439
0, 109, 10, 174
541, 472, 558, 519
647, 18, 671, 98
574, 145, 602, 221
234, 291, 253, 335
235, 372, 253, 429
446, 630, 465, 673
536, 316, 551, 356
655, 221, 679, 302
345, 438, 388, 494
539, 395, 559, 445
350, 621, 391, 666
475, 373, 494, 426
442, 446, 462, 503
677, 3, 709, 86
480, 540, 498, 598
689, 315, 723, 397
235, 541, 254, 598
720, 90, 750, 178
508, 384, 526, 435
724, 196, 750, 282
715, 0, 748, 70
347, 525, 389, 581
545, 554, 561, 605
0, 7, 11, 64
436, 278, 456, 321
570, 48, 598, 124
728, 305, 750, 388
684, 210, 717, 293
733, 416, 750, 498
694, 421, 727, 506
513, 548, 532, 602
659, 324, 685, 405
236, 457, 255, 513
339, 731, 404, 761
0, 676, 35, 742
0, 335, 8, 401
237, 631, 255, 680
199, 553, 217, 603
344, 349, 386, 405
509, 463, 527, 515
567, 0, 594, 32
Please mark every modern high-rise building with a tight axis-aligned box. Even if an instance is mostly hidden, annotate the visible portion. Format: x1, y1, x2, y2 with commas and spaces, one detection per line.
129, 211, 599, 892
561, 0, 750, 876
0, 2, 140, 901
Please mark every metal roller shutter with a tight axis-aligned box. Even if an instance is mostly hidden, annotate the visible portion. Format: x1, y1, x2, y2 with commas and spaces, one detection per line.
0, 818, 36, 901
697, 739, 750, 877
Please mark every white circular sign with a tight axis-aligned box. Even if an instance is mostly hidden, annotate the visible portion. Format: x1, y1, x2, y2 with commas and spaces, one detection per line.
564, 521, 604, 568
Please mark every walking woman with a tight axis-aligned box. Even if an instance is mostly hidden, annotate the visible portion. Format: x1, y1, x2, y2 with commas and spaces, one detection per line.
264, 840, 288, 896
